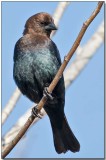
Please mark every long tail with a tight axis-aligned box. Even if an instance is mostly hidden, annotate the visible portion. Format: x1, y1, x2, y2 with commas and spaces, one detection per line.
50, 114, 80, 154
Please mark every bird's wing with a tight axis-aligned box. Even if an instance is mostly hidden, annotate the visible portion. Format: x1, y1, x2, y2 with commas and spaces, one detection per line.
48, 40, 62, 65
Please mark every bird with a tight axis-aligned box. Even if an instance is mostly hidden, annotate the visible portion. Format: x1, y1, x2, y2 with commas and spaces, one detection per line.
13, 12, 80, 154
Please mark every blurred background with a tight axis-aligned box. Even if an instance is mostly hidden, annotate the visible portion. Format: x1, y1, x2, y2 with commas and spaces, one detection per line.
2, 1, 104, 158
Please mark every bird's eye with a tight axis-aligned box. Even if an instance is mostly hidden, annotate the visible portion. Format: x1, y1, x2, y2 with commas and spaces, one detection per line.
41, 22, 48, 25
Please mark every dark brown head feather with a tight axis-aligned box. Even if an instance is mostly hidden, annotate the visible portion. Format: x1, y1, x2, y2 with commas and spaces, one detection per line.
23, 12, 55, 37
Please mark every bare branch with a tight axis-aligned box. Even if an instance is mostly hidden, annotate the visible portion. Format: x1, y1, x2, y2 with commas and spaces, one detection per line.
51, 2, 70, 36
64, 21, 104, 88
2, 2, 104, 158
2, 88, 21, 125
2, 107, 46, 150
2, 1, 70, 125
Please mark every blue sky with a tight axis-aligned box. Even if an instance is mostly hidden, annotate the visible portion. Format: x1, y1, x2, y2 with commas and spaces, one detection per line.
2, 1, 104, 158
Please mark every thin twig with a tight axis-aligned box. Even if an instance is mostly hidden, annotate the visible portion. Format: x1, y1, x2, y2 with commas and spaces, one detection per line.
2, 20, 104, 150
2, 2, 104, 158
2, 107, 46, 151
2, 1, 70, 125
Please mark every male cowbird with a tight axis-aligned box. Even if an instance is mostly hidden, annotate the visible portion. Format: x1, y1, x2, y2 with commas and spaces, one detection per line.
13, 12, 80, 153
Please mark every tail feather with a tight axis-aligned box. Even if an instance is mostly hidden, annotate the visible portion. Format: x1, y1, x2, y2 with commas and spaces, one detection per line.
51, 115, 80, 154
51, 121, 67, 153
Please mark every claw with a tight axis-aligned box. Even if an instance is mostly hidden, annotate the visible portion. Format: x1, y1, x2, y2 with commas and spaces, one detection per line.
43, 87, 54, 100
32, 105, 42, 119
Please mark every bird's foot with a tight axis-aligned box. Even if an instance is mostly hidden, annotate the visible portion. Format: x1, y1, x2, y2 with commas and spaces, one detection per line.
43, 87, 54, 101
32, 105, 42, 119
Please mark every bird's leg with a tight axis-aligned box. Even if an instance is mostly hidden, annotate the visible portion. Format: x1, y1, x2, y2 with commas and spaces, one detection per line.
43, 87, 54, 100
32, 105, 42, 119
43, 83, 58, 104
43, 83, 54, 100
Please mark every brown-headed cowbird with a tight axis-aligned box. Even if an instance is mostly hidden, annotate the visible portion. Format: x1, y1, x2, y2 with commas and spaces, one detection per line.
13, 12, 80, 154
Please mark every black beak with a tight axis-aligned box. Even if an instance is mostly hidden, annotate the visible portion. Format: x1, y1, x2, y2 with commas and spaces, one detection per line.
45, 22, 57, 31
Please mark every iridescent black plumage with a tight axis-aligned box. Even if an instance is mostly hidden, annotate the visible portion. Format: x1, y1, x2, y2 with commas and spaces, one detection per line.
13, 12, 80, 153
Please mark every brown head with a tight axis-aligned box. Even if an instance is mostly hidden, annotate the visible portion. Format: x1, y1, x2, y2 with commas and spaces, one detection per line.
23, 12, 57, 37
